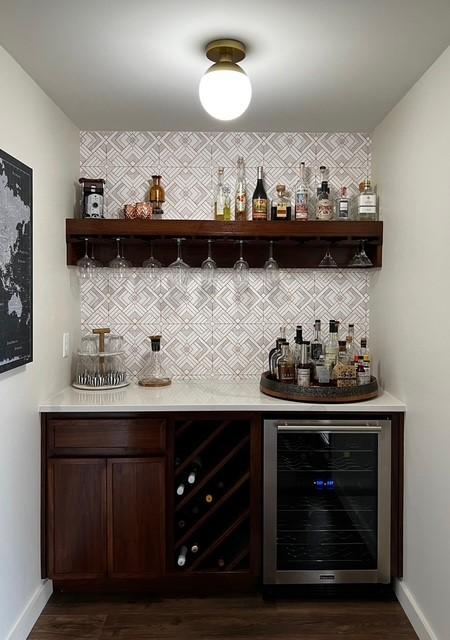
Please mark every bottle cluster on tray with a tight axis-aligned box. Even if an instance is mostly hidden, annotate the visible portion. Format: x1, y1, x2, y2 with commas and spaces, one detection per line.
214, 160, 378, 222
268, 321, 372, 388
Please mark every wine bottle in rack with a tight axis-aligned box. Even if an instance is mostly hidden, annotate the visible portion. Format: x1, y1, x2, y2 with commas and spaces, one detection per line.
187, 458, 202, 485
217, 557, 226, 569
177, 518, 187, 530
177, 546, 188, 567
191, 544, 199, 554
176, 482, 185, 496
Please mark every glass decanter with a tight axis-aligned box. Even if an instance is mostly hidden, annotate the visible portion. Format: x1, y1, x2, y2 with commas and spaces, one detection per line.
138, 335, 172, 387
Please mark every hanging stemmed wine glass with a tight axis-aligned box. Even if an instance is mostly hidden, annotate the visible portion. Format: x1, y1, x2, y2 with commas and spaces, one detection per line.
108, 237, 132, 279
168, 238, 190, 288
348, 240, 373, 268
142, 241, 162, 277
264, 240, 280, 287
90, 242, 103, 270
77, 237, 97, 279
201, 239, 217, 285
318, 245, 338, 268
233, 240, 249, 289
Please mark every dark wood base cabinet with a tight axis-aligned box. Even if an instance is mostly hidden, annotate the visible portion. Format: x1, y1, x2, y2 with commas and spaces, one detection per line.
41, 411, 402, 593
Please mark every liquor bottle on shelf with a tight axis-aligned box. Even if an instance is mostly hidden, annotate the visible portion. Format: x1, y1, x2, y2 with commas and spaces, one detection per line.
332, 341, 357, 387
187, 458, 202, 485
297, 342, 312, 387
360, 338, 371, 378
316, 177, 333, 221
234, 156, 247, 221
214, 167, 226, 220
292, 325, 303, 368
176, 482, 186, 496
315, 354, 331, 385
358, 179, 377, 220
294, 162, 309, 220
356, 356, 370, 385
177, 546, 188, 567
271, 184, 291, 220
337, 186, 350, 220
317, 166, 327, 195
252, 166, 269, 220
346, 324, 358, 362
278, 343, 295, 383
310, 320, 323, 362
223, 186, 232, 221
324, 320, 339, 372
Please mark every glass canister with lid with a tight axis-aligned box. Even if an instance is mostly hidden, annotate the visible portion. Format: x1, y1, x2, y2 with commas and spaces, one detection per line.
73, 328, 129, 390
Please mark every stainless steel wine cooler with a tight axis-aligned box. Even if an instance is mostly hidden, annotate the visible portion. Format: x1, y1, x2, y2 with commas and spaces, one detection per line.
263, 419, 391, 585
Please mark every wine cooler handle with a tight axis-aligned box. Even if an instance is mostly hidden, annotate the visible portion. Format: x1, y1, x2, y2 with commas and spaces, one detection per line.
277, 424, 382, 433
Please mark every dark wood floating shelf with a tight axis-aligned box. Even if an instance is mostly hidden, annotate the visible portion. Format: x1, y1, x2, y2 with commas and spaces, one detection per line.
66, 219, 383, 269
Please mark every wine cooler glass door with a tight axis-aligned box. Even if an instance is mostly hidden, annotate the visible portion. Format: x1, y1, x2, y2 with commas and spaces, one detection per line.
263, 420, 391, 585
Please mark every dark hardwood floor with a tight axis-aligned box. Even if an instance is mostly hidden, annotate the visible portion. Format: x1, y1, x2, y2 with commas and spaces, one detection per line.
28, 594, 418, 639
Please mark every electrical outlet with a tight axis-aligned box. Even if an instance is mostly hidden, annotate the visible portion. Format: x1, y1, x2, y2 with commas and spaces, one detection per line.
62, 333, 70, 358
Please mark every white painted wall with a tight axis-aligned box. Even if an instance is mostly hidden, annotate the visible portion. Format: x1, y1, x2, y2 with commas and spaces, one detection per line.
0, 46, 79, 639
371, 46, 450, 640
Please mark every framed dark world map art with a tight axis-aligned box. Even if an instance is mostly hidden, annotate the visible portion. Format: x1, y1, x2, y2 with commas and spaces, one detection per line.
0, 149, 33, 374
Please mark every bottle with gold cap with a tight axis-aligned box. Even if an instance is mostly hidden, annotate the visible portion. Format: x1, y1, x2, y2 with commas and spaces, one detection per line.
358, 179, 377, 220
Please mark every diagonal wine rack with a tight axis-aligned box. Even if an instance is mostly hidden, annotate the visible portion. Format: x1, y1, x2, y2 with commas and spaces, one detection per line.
172, 417, 253, 573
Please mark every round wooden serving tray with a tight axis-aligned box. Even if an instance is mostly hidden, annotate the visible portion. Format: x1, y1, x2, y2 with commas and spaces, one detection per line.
260, 371, 379, 404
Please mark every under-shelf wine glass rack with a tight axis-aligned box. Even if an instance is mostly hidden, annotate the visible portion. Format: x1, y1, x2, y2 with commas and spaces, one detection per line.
171, 417, 258, 575
66, 219, 383, 269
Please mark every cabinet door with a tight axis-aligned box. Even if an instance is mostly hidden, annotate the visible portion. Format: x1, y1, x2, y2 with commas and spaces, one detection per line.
108, 458, 165, 578
48, 459, 107, 579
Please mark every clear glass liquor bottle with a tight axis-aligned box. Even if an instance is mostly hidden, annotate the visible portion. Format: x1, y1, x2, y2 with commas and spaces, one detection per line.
234, 157, 247, 221
294, 162, 308, 220
292, 325, 303, 368
297, 342, 312, 387
346, 323, 358, 363
214, 167, 226, 220
358, 179, 377, 220
324, 320, 339, 372
337, 186, 350, 220
223, 186, 232, 221
278, 343, 295, 383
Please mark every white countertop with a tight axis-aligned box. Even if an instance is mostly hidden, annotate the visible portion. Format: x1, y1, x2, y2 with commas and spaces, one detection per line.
40, 380, 406, 413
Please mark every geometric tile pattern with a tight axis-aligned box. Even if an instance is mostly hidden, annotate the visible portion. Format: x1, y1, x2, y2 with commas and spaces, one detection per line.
80, 129, 371, 219
80, 268, 370, 381
79, 129, 371, 379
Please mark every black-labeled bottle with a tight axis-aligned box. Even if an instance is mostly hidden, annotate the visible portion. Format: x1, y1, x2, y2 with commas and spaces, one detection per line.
252, 166, 269, 220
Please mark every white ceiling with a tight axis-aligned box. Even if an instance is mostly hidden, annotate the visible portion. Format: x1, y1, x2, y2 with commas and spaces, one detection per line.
1, 0, 449, 132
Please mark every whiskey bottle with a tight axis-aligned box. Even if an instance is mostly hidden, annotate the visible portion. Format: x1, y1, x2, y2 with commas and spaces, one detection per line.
310, 320, 323, 362
324, 320, 339, 372
271, 184, 291, 220
252, 166, 269, 220
234, 156, 247, 221
358, 179, 377, 220
214, 167, 226, 220
272, 340, 288, 380
332, 341, 357, 387
360, 337, 371, 379
297, 342, 311, 387
316, 179, 333, 220
278, 343, 295, 383
337, 186, 350, 220
294, 162, 309, 220
268, 327, 286, 374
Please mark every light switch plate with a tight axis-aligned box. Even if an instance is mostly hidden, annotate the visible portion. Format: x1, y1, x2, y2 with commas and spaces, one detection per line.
62, 333, 70, 358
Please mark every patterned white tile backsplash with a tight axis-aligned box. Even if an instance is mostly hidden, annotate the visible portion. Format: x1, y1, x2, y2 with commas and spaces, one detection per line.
79, 129, 371, 379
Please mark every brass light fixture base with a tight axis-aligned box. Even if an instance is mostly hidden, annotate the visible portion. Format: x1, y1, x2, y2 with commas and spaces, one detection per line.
205, 39, 246, 64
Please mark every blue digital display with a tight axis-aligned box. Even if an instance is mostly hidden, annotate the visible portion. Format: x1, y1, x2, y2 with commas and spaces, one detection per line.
313, 479, 335, 490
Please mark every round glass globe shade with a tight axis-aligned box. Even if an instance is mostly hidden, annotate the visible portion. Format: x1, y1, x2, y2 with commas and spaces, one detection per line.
199, 65, 252, 121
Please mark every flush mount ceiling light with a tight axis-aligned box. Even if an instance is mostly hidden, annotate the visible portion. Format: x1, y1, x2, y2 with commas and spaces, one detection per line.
199, 39, 252, 121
